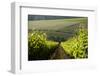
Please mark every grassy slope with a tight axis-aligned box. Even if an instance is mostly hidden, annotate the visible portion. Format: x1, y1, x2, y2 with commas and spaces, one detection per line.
28, 18, 87, 30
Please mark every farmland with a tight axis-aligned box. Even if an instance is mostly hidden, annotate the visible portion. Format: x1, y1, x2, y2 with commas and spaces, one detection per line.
28, 17, 88, 60
28, 18, 87, 30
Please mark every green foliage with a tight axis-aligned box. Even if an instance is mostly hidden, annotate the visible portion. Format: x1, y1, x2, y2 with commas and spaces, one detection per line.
28, 31, 47, 49
28, 17, 88, 60
28, 29, 88, 60
28, 31, 57, 60
61, 29, 88, 58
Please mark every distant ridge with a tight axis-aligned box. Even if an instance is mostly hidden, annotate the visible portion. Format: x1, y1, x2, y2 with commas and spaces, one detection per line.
28, 15, 85, 21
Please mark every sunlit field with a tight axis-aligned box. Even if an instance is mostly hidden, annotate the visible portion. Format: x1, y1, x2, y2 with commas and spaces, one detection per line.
28, 15, 88, 61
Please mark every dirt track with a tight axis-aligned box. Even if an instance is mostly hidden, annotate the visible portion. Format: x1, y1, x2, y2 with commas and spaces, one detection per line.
50, 44, 72, 59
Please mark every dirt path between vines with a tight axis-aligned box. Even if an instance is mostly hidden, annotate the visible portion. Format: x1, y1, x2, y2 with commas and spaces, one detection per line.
50, 44, 72, 59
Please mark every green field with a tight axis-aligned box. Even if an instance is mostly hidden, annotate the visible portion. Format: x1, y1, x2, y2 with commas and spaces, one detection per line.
28, 18, 87, 41
28, 17, 88, 60
28, 18, 87, 30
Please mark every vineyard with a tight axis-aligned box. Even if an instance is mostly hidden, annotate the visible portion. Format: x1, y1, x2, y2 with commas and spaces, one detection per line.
28, 17, 88, 61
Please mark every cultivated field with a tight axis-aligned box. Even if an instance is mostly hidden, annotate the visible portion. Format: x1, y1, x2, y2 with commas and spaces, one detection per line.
28, 17, 88, 60
28, 18, 87, 30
